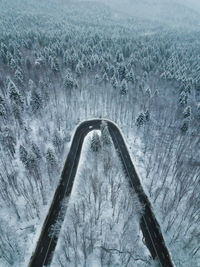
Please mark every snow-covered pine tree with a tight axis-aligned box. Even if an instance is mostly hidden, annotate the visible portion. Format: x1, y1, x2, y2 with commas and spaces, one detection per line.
31, 143, 42, 160
19, 145, 28, 166
120, 79, 128, 95
0, 43, 8, 64
25, 57, 32, 71
145, 110, 150, 122
75, 61, 84, 77
30, 89, 42, 113
8, 80, 24, 108
64, 72, 74, 89
100, 121, 111, 146
0, 95, 6, 121
0, 104, 6, 120
10, 57, 16, 71
3, 127, 16, 157
197, 104, 200, 119
111, 75, 118, 89
145, 87, 151, 98
126, 69, 135, 83
63, 51, 69, 66
28, 79, 36, 91
118, 64, 127, 81
95, 74, 100, 84
12, 104, 22, 125
109, 65, 115, 78
52, 131, 63, 153
179, 91, 188, 106
183, 106, 191, 119
181, 120, 189, 134
103, 72, 109, 84
136, 112, 145, 127
70, 53, 78, 71
14, 68, 23, 86
90, 132, 101, 152
46, 148, 57, 167
116, 50, 124, 63
50, 56, 60, 73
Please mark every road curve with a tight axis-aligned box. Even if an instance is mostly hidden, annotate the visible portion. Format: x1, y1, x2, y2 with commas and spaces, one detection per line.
28, 119, 174, 267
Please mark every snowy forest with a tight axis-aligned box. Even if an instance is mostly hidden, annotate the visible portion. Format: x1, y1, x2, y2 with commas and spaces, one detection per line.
51, 129, 150, 267
0, 0, 200, 266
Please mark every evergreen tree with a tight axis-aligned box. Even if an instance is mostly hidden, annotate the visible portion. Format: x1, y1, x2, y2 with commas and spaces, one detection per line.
118, 64, 126, 81
123, 43, 131, 58
91, 132, 101, 152
46, 148, 57, 167
0, 96, 6, 120
143, 71, 148, 80
195, 78, 200, 91
154, 89, 159, 97
26, 153, 37, 171
95, 74, 100, 84
73, 78, 79, 89
8, 43, 14, 55
109, 65, 115, 77
111, 75, 118, 89
25, 57, 32, 71
86, 60, 92, 71
179, 91, 188, 106
103, 72, 109, 84
183, 106, 191, 119
6, 52, 12, 67
103, 62, 109, 75
0, 104, 6, 119
145, 87, 151, 98
136, 112, 145, 127
31, 143, 42, 160
0, 95, 4, 104
145, 110, 150, 122
120, 79, 128, 95
0, 44, 7, 64
64, 72, 74, 89
63, 51, 69, 66
19, 145, 28, 166
197, 104, 200, 119
50, 56, 59, 73
14, 68, 23, 86
70, 53, 78, 71
75, 61, 84, 77
181, 120, 189, 134
116, 51, 124, 63
3, 127, 16, 156
126, 70, 135, 83
8, 80, 24, 107
52, 131, 63, 153
101, 121, 111, 146
10, 57, 16, 71
12, 104, 22, 124
28, 79, 36, 91
30, 89, 42, 113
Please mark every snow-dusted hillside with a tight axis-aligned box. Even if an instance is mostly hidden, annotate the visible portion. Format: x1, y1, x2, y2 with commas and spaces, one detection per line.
0, 0, 200, 266
51, 130, 153, 266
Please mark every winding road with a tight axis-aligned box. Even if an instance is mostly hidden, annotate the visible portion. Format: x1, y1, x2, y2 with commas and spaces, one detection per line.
28, 119, 174, 267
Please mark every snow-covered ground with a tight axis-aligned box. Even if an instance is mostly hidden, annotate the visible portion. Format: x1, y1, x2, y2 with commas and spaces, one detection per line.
0, 0, 200, 266
51, 130, 154, 267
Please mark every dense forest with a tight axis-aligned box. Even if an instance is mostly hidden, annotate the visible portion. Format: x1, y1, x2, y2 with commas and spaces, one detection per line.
0, 0, 200, 266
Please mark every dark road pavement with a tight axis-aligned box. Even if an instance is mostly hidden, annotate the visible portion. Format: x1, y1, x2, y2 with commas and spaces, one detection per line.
28, 119, 174, 267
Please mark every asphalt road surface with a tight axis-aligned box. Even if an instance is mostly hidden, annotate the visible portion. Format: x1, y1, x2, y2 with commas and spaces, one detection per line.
28, 119, 174, 267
